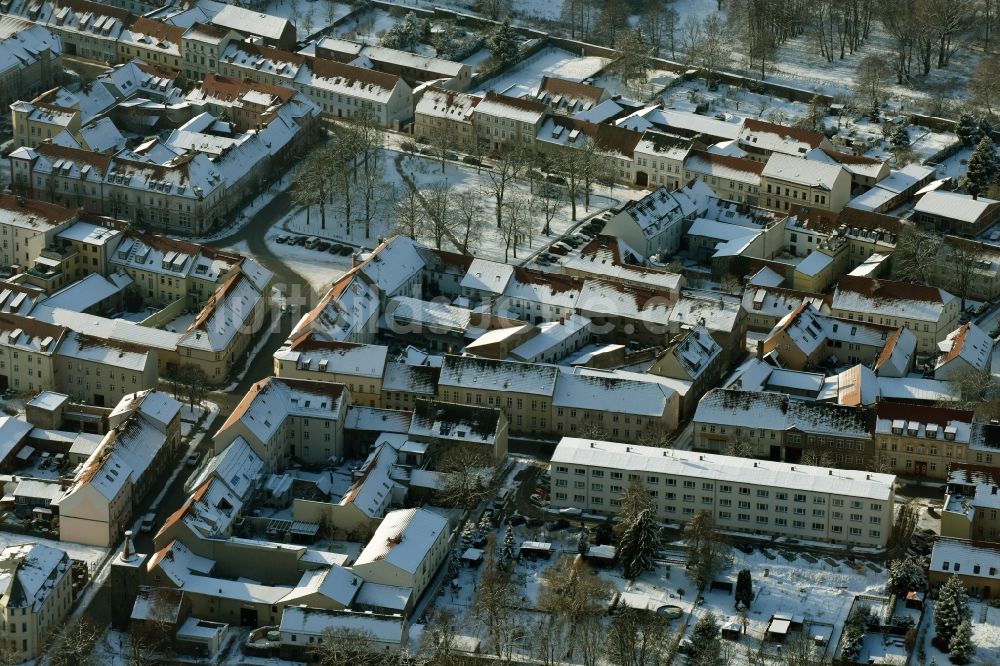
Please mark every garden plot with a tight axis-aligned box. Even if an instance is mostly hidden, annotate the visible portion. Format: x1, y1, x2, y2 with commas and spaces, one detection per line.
920, 601, 1000, 666
475, 46, 609, 97
332, 6, 411, 43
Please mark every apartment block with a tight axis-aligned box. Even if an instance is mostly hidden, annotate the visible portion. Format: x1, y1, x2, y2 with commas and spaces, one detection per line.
549, 437, 895, 547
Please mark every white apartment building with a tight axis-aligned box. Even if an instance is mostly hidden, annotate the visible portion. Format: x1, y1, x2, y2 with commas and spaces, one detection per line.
549, 437, 896, 548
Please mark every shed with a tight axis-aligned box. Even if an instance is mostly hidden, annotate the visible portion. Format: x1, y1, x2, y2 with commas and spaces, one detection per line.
461, 547, 484, 567
519, 541, 552, 559
583, 544, 616, 566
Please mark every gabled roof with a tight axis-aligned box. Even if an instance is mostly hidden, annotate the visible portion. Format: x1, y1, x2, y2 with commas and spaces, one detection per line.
762, 153, 846, 191
740, 118, 827, 155
353, 507, 447, 574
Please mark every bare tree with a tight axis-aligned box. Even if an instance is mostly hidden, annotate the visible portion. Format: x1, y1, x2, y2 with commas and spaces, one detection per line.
473, 539, 522, 663
428, 121, 455, 173
484, 142, 529, 229
420, 609, 460, 665
940, 237, 987, 311
499, 194, 532, 262
47, 617, 100, 666
891, 225, 943, 284
603, 608, 672, 666
801, 450, 834, 467
393, 185, 423, 241
455, 189, 485, 254
437, 448, 497, 510
312, 627, 395, 665
532, 182, 565, 237
890, 500, 920, 548
423, 181, 456, 250
538, 558, 612, 662
970, 55, 1000, 116
855, 55, 889, 114
684, 509, 726, 589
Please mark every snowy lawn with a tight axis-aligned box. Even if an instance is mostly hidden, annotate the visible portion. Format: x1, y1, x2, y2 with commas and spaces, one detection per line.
263, 0, 354, 40
920, 601, 1000, 666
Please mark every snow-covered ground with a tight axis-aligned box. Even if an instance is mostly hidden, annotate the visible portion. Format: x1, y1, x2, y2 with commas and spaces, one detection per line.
475, 46, 609, 97
920, 600, 1000, 666
331, 6, 404, 43
262, 0, 353, 40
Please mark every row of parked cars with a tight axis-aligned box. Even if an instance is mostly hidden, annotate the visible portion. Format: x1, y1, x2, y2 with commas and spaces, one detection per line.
275, 234, 354, 256
535, 215, 607, 266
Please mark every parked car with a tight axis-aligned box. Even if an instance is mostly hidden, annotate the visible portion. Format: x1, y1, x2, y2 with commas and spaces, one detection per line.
338, 245, 353, 256
329, 244, 344, 254
292, 236, 307, 246
975, 301, 992, 315
184, 452, 200, 467
275, 235, 289, 244
139, 513, 156, 533
316, 241, 331, 251
549, 245, 568, 256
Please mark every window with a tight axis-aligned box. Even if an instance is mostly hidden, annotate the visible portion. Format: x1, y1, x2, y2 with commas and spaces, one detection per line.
739, 487, 751, 495
738, 513, 750, 522
648, 476, 660, 484
683, 480, 695, 488
757, 489, 769, 498
775, 518, 787, 526
812, 522, 824, 531
794, 494, 806, 502
720, 484, 732, 493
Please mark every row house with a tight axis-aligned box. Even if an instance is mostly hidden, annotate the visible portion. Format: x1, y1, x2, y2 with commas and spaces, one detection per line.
603, 181, 712, 259
693, 388, 873, 468
312, 38, 473, 91
209, 4, 296, 50
761, 153, 852, 213
682, 150, 763, 204
831, 275, 960, 355
874, 403, 975, 479
737, 118, 833, 162
0, 195, 76, 268
0, 544, 73, 662
474, 91, 546, 153
117, 16, 183, 73
413, 87, 478, 152
274, 336, 388, 408
535, 116, 641, 184
740, 284, 831, 333
181, 22, 241, 82
929, 539, 1000, 599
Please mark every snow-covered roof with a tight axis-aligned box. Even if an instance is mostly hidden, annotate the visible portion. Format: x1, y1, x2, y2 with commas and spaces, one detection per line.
57, 221, 121, 246
688, 218, 761, 258
876, 376, 959, 403
353, 507, 447, 574
749, 266, 784, 288
475, 91, 546, 124
415, 86, 478, 121
211, 4, 292, 41
874, 402, 973, 444
552, 372, 673, 416
740, 119, 826, 156
794, 250, 834, 277
380, 361, 438, 395
577, 279, 672, 326
344, 406, 412, 433
935, 323, 994, 374
336, 443, 399, 519
669, 291, 743, 333
0, 18, 61, 77
618, 107, 741, 140
502, 269, 582, 311
57, 331, 151, 372
13, 478, 63, 503
930, 538, 1000, 580
614, 185, 705, 240
179, 274, 264, 353
762, 153, 845, 191
219, 378, 347, 444
684, 151, 763, 185
0, 543, 69, 612
384, 296, 472, 334
663, 325, 721, 379
552, 437, 894, 500
0, 417, 32, 460
358, 236, 426, 296
354, 581, 411, 612
694, 388, 871, 440
915, 190, 999, 223
276, 338, 388, 379
279, 607, 405, 644
833, 276, 955, 323
510, 315, 590, 362
192, 436, 263, 500
32, 306, 182, 350
461, 258, 514, 295
438, 354, 559, 396
42, 272, 131, 312
281, 565, 362, 607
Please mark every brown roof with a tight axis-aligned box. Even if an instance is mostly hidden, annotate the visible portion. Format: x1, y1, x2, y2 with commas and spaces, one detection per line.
129, 17, 184, 44
198, 72, 295, 104
937, 323, 973, 366
483, 90, 547, 114
56, 0, 132, 22
184, 21, 235, 40
34, 143, 113, 174
549, 116, 642, 156
686, 149, 766, 175
873, 327, 906, 372
741, 118, 827, 149
836, 275, 949, 304
0, 195, 77, 225
511, 266, 583, 294
0, 312, 66, 341
288, 335, 365, 353
537, 76, 605, 105
819, 146, 884, 166
876, 401, 974, 425
307, 54, 401, 91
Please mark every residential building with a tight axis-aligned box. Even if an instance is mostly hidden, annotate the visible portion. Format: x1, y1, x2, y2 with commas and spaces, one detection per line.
761, 302, 913, 371
761, 153, 852, 213
942, 464, 1000, 541
533, 76, 607, 114
934, 322, 995, 381
0, 18, 61, 109
603, 181, 711, 259
181, 23, 241, 81
279, 607, 408, 656
831, 275, 960, 355
535, 117, 641, 184
474, 91, 546, 152
692, 388, 872, 468
913, 190, 1000, 237
562, 235, 683, 301
413, 87, 478, 151
274, 336, 388, 408
117, 17, 183, 73
351, 507, 450, 602
551, 372, 680, 438
929, 538, 1000, 598
682, 150, 763, 204
210, 4, 297, 50
740, 285, 830, 333
214, 377, 351, 472
737, 119, 833, 162
549, 437, 895, 547
436, 355, 556, 436
874, 403, 975, 479
408, 399, 509, 463
649, 325, 724, 415
311, 38, 473, 91
0, 544, 73, 662
0, 196, 76, 269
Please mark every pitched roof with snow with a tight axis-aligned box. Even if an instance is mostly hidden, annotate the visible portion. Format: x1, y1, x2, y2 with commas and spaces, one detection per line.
762, 153, 846, 190
693, 388, 871, 439
915, 190, 1000, 223
438, 354, 558, 396
353, 507, 447, 574
218, 377, 347, 444
0, 543, 69, 611
833, 275, 955, 322
739, 118, 826, 156
935, 323, 994, 374
553, 372, 673, 416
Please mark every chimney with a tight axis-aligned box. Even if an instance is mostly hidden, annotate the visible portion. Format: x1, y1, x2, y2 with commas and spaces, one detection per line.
118, 530, 137, 563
